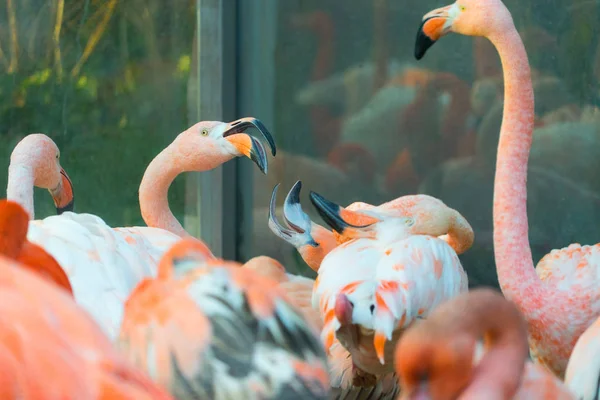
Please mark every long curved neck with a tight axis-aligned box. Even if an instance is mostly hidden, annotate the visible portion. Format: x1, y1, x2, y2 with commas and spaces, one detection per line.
311, 18, 334, 82
489, 26, 546, 310
6, 165, 35, 220
139, 148, 190, 237
450, 291, 529, 399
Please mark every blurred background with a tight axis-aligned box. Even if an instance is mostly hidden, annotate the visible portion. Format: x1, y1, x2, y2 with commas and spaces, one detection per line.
5, 0, 600, 288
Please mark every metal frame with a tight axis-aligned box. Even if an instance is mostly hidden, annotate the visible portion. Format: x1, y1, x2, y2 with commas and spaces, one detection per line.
236, 0, 278, 262
185, 0, 238, 259
187, 0, 277, 261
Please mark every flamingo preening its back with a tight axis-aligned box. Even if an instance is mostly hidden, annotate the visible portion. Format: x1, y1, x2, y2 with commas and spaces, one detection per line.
415, 0, 600, 377
118, 238, 330, 399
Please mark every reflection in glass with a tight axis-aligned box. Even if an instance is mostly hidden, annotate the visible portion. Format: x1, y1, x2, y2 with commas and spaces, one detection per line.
243, 0, 600, 290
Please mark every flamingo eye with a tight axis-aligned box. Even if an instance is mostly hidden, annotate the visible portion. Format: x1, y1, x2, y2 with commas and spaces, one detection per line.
460, 5, 466, 11
201, 129, 209, 136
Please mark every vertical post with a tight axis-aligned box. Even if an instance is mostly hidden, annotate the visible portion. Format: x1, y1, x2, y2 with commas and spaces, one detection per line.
236, 0, 277, 261
184, 0, 225, 257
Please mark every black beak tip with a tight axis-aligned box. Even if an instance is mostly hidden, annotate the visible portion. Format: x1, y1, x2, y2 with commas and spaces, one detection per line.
287, 181, 302, 205
56, 198, 74, 215
309, 191, 347, 234
251, 118, 277, 157
415, 21, 437, 60
250, 139, 268, 174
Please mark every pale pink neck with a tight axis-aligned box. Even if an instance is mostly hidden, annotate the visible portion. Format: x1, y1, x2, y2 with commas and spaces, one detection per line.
139, 148, 190, 238
489, 26, 547, 309
6, 165, 35, 220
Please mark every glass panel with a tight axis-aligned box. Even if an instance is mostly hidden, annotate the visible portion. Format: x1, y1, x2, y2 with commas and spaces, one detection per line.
2, 0, 198, 229
239, 0, 600, 287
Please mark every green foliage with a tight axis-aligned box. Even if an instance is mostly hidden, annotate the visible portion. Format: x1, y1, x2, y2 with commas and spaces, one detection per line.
0, 0, 196, 226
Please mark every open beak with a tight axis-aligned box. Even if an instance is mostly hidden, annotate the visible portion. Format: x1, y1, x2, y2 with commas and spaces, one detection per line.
268, 182, 318, 247
415, 5, 452, 60
223, 117, 276, 174
49, 168, 74, 214
309, 192, 378, 236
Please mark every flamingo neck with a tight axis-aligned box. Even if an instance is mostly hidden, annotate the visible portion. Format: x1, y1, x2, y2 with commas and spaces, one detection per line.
139, 148, 190, 238
456, 291, 529, 399
6, 165, 35, 220
488, 26, 543, 307
311, 21, 334, 81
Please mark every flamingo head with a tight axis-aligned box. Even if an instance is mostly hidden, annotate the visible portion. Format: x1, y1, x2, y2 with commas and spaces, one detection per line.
309, 191, 415, 245
395, 320, 477, 400
415, 0, 514, 60
10, 134, 74, 214
172, 118, 276, 174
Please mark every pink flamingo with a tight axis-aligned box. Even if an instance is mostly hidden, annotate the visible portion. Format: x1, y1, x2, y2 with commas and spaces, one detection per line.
243, 253, 402, 398
8, 120, 275, 341
396, 288, 575, 399
6, 134, 74, 219
308, 190, 471, 380
118, 238, 330, 399
269, 181, 473, 273
270, 182, 474, 384
0, 208, 171, 399
415, 0, 600, 377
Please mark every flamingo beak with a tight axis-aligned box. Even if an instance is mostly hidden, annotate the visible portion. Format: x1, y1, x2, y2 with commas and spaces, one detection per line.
309, 191, 378, 235
223, 117, 276, 174
50, 168, 74, 214
268, 182, 318, 247
415, 5, 453, 60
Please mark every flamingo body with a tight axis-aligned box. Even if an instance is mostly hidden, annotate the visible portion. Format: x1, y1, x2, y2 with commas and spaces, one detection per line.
119, 241, 330, 399
315, 232, 467, 373
0, 254, 171, 399
27, 212, 181, 340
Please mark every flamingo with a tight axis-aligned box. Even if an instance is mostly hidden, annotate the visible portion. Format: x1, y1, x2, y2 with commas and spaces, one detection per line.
565, 315, 600, 399
243, 254, 401, 399
8, 118, 275, 341
308, 189, 471, 381
0, 199, 72, 294
6, 133, 74, 219
118, 238, 330, 399
415, 0, 600, 377
269, 183, 473, 382
0, 209, 172, 399
396, 288, 575, 399
268, 180, 473, 273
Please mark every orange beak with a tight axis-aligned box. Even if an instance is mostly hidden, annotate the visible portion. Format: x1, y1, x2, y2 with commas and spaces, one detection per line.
223, 117, 276, 174
50, 168, 74, 214
415, 6, 452, 60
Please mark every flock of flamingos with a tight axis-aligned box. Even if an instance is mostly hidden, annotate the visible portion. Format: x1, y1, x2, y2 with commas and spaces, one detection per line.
2, 0, 600, 399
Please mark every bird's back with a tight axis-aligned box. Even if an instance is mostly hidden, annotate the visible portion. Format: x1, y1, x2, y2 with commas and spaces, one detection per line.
27, 212, 159, 340
120, 262, 330, 400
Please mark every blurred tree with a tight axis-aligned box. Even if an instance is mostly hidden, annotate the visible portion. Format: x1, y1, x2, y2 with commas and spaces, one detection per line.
0, 0, 196, 227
